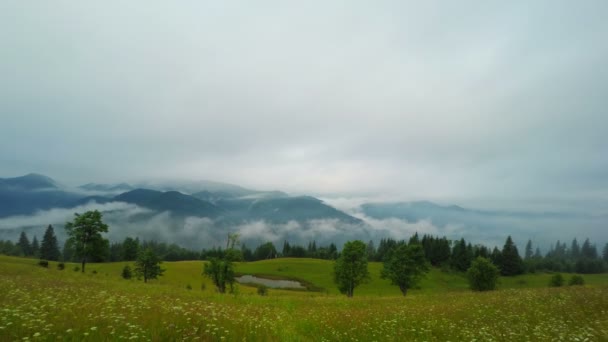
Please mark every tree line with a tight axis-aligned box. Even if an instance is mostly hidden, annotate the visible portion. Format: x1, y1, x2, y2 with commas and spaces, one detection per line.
2, 212, 607, 276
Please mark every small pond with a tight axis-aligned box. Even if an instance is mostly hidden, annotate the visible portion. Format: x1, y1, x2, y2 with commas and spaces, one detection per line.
235, 275, 305, 289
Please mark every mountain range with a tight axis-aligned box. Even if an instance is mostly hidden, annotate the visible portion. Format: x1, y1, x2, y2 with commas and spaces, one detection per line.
1, 173, 605, 250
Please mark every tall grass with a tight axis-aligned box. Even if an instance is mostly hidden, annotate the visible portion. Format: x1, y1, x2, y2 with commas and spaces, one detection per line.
1, 255, 607, 341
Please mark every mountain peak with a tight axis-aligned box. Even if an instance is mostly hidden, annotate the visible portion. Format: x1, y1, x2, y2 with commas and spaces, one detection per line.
0, 173, 58, 190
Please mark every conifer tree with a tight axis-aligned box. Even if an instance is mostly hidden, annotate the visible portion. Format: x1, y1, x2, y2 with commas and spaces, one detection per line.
31, 236, 40, 257
40, 225, 61, 261
18, 231, 31, 256
500, 236, 524, 276
524, 240, 533, 260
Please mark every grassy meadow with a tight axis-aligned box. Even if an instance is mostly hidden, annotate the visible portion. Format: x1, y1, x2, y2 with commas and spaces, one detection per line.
1, 255, 607, 341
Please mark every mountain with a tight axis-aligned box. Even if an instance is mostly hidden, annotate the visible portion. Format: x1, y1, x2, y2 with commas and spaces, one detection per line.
0, 174, 82, 217
114, 189, 224, 218
79, 183, 134, 193
214, 196, 363, 224
0, 173, 59, 191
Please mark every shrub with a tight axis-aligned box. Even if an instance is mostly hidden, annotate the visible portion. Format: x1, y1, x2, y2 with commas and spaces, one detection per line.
549, 273, 564, 287
91, 269, 98, 274
201, 283, 206, 291
73, 266, 80, 272
467, 257, 500, 291
257, 285, 268, 296
122, 265, 132, 279
186, 284, 192, 290
569, 275, 585, 286
57, 262, 65, 270
38, 260, 49, 268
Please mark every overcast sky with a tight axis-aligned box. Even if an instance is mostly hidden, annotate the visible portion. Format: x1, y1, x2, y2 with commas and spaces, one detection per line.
1, 1, 607, 210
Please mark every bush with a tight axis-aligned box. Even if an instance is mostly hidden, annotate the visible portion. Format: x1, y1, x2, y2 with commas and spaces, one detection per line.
201, 283, 206, 291
186, 284, 192, 290
549, 273, 564, 287
38, 260, 49, 268
257, 285, 268, 296
467, 257, 500, 291
91, 269, 98, 274
57, 262, 65, 270
73, 266, 80, 272
122, 265, 132, 279
569, 275, 585, 286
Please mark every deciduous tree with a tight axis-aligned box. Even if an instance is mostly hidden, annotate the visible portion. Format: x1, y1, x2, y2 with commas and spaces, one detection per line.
134, 248, 164, 283
64, 210, 109, 273
334, 240, 370, 297
381, 244, 429, 296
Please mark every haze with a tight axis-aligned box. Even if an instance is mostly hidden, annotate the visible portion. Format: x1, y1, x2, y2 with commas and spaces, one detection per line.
1, 1, 608, 213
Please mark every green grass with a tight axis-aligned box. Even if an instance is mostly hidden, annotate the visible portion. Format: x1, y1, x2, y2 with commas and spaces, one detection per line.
1, 255, 607, 341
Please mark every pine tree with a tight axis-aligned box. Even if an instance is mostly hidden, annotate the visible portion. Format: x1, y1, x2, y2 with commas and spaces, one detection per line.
40, 225, 61, 261
534, 247, 542, 259
570, 238, 580, 259
581, 238, 597, 259
524, 240, 533, 260
31, 236, 40, 258
603, 243, 608, 262
451, 238, 472, 271
18, 231, 31, 256
500, 236, 524, 276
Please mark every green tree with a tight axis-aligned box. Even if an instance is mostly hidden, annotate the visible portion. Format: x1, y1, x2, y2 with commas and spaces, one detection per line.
467, 257, 500, 291
334, 240, 370, 297
64, 210, 109, 273
122, 237, 140, 261
381, 244, 429, 296
203, 249, 240, 293
603, 243, 608, 262
17, 231, 31, 256
500, 236, 524, 276
253, 242, 277, 260
31, 236, 40, 257
524, 239, 533, 260
40, 225, 61, 261
134, 248, 164, 283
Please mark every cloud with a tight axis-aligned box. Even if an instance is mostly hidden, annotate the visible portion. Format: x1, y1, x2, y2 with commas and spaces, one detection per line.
0, 201, 148, 230
0, 1, 607, 213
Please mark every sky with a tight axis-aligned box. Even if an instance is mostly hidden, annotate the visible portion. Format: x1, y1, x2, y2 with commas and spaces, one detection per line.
1, 1, 608, 211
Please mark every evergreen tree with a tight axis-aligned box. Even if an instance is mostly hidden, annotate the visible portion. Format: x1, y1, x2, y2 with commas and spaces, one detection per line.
366, 240, 376, 261
122, 237, 140, 261
451, 238, 472, 271
570, 238, 580, 259
18, 231, 31, 256
500, 236, 524, 276
40, 225, 61, 261
409, 232, 420, 245
581, 238, 597, 259
533, 247, 542, 259
603, 243, 608, 262
31, 236, 40, 258
490, 246, 502, 266
524, 240, 533, 260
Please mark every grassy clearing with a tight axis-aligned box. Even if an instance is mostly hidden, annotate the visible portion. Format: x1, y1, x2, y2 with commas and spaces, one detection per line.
1, 255, 607, 341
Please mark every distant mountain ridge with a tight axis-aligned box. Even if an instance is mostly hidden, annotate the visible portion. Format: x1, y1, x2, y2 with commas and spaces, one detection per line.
0, 174, 362, 224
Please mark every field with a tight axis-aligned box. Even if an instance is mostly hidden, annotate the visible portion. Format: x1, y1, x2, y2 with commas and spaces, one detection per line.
1, 255, 607, 341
